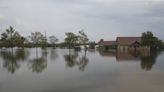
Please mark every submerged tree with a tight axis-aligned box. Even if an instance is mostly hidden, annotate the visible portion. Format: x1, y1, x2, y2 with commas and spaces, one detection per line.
89, 41, 96, 49
29, 32, 44, 47
1, 26, 15, 48
78, 30, 89, 52
141, 31, 163, 50
49, 36, 58, 48
13, 33, 26, 48
64, 32, 78, 49
1, 26, 25, 48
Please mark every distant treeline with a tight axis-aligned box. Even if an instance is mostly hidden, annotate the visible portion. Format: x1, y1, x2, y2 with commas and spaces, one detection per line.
0, 26, 96, 49
0, 26, 164, 50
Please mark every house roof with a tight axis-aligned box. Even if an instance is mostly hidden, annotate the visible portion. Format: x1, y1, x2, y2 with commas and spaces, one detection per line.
99, 41, 116, 46
116, 37, 141, 45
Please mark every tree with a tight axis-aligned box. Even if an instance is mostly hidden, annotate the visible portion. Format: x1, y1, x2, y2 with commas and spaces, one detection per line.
29, 32, 44, 47
89, 41, 96, 49
1, 26, 15, 47
29, 32, 44, 56
64, 32, 78, 49
141, 31, 162, 50
1, 26, 25, 48
49, 36, 58, 48
78, 30, 89, 51
13, 32, 26, 47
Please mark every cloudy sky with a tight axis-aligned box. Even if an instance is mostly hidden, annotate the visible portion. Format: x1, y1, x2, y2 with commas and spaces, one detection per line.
0, 0, 164, 42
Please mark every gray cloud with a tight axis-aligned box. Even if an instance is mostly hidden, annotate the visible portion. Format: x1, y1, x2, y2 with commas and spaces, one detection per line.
0, 0, 164, 42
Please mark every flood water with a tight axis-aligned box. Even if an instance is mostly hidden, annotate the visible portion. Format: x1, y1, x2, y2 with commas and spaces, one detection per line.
0, 48, 164, 92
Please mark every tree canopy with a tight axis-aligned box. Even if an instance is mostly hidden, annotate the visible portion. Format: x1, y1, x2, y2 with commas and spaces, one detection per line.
64, 32, 79, 48
141, 31, 163, 50
49, 36, 58, 48
1, 26, 25, 48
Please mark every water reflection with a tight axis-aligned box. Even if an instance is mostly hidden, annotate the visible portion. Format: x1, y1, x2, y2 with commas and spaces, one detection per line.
29, 49, 48, 73
50, 49, 58, 61
64, 50, 89, 71
0, 48, 162, 74
116, 51, 141, 61
0, 48, 29, 74
77, 55, 89, 71
140, 51, 161, 71
99, 50, 161, 71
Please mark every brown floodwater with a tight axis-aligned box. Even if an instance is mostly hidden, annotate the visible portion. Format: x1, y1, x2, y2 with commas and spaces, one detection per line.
0, 48, 163, 92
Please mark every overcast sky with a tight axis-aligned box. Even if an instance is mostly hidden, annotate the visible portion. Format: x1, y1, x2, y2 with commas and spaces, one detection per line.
0, 0, 164, 42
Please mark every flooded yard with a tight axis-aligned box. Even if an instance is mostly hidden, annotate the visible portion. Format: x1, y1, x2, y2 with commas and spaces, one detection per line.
0, 48, 164, 92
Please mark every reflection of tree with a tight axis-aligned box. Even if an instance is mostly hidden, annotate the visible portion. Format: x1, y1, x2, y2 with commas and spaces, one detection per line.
64, 52, 78, 67
64, 51, 89, 71
29, 49, 47, 73
140, 51, 161, 71
42, 48, 48, 60
0, 49, 29, 74
77, 56, 89, 71
29, 57, 47, 73
50, 49, 58, 61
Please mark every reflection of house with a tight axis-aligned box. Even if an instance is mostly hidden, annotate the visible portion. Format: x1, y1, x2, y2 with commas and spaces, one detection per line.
98, 37, 150, 52
98, 51, 140, 61
116, 51, 140, 61
99, 50, 150, 61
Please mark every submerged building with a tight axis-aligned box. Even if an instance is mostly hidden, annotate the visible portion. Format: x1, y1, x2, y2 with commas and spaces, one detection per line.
99, 37, 150, 52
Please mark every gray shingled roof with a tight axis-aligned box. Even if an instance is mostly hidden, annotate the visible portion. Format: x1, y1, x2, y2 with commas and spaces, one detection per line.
116, 37, 141, 45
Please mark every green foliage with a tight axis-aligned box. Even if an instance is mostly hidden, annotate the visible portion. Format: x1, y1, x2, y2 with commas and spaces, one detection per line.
78, 29, 89, 44
64, 30, 89, 49
89, 41, 96, 49
0, 26, 91, 48
49, 36, 58, 48
13, 33, 26, 47
78, 30, 89, 50
141, 31, 163, 50
29, 32, 45, 47
64, 32, 78, 48
1, 26, 26, 48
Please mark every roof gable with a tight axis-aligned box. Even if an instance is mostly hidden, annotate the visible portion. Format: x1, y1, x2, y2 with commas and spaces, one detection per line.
117, 37, 141, 45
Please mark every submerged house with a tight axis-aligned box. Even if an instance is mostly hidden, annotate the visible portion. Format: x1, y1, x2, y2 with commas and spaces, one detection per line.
99, 37, 150, 52
98, 39, 117, 51
117, 37, 141, 52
